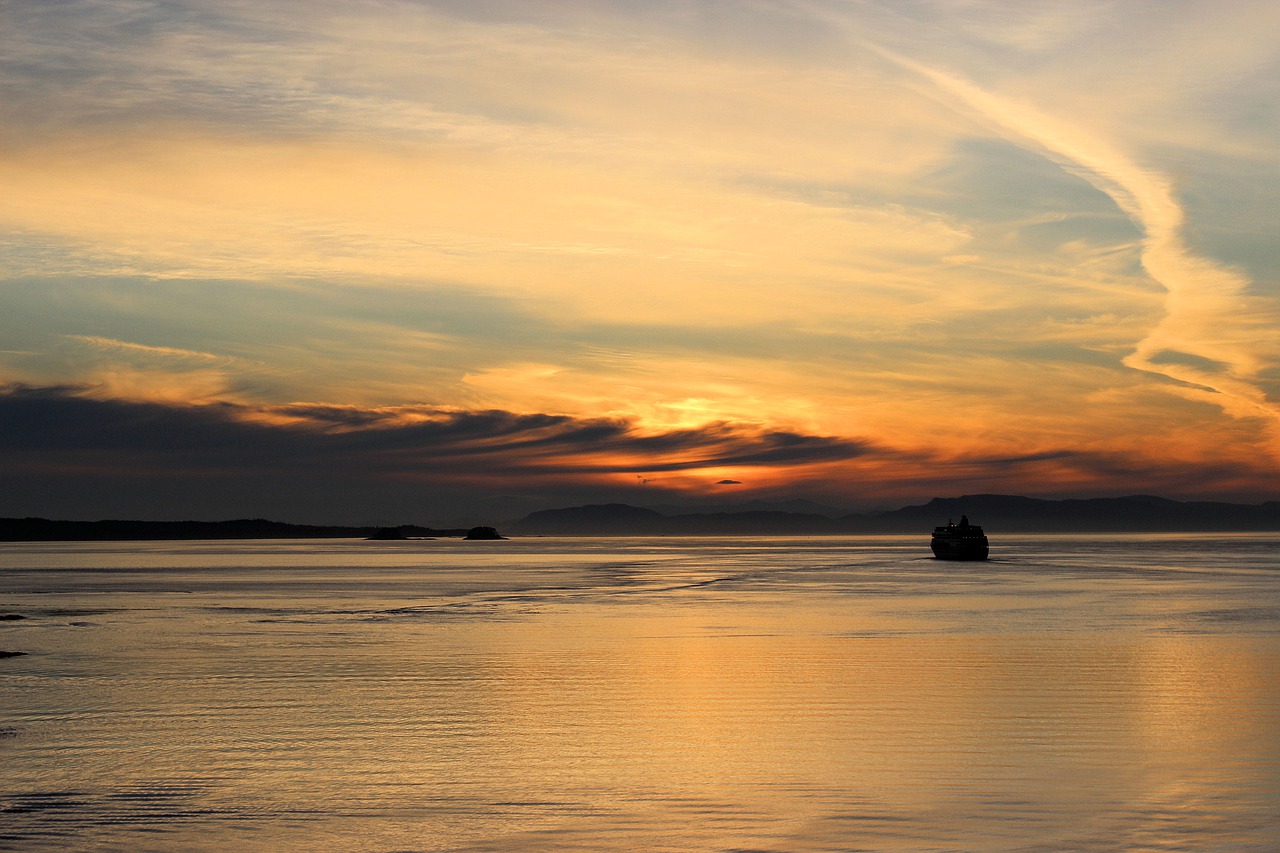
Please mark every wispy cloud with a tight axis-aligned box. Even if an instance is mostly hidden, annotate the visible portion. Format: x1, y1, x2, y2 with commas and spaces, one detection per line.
67, 335, 233, 364
848, 35, 1280, 446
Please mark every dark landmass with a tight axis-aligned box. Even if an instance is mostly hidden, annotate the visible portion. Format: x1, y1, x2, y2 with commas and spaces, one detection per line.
463, 526, 507, 540
513, 505, 838, 536
0, 651, 28, 659
511, 503, 667, 535
508, 494, 1280, 535
366, 526, 410, 540
863, 494, 1280, 533
0, 518, 471, 542
5, 494, 1280, 541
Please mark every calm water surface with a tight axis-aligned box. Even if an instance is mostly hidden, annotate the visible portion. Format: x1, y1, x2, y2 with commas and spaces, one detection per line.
1, 535, 1278, 851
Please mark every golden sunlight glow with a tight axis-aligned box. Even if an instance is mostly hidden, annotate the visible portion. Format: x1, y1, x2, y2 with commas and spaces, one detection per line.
2, 0, 1279, 508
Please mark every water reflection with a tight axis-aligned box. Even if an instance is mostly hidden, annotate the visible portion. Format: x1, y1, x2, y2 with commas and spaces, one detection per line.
0, 536, 1278, 851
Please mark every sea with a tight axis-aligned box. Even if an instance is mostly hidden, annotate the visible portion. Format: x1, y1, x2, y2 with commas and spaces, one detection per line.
1, 534, 1278, 852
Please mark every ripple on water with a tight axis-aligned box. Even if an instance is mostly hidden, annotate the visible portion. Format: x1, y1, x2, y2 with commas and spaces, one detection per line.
0, 536, 1277, 851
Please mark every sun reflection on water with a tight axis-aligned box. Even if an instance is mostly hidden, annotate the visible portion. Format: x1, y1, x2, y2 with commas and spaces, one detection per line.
1, 537, 1278, 850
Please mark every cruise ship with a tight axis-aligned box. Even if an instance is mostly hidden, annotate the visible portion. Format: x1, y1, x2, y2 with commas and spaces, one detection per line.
930, 515, 989, 560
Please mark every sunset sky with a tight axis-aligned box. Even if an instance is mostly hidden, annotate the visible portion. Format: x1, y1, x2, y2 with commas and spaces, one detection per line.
3, 0, 1279, 523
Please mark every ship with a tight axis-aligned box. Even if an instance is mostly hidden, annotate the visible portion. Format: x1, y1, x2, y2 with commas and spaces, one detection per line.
931, 515, 989, 560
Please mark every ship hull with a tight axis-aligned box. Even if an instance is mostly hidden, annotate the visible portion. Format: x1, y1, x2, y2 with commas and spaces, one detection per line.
930, 537, 989, 560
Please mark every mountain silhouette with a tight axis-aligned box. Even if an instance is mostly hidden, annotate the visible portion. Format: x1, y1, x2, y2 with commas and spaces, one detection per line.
5, 494, 1279, 540
508, 495, 1280, 535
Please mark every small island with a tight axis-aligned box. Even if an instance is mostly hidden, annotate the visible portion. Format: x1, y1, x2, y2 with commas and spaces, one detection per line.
463, 526, 506, 540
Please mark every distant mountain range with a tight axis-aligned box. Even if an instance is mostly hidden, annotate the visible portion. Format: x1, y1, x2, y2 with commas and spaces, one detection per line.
507, 494, 1280, 535
4, 495, 1280, 541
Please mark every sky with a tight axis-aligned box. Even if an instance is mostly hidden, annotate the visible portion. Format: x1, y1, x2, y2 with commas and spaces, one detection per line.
3, 0, 1280, 524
